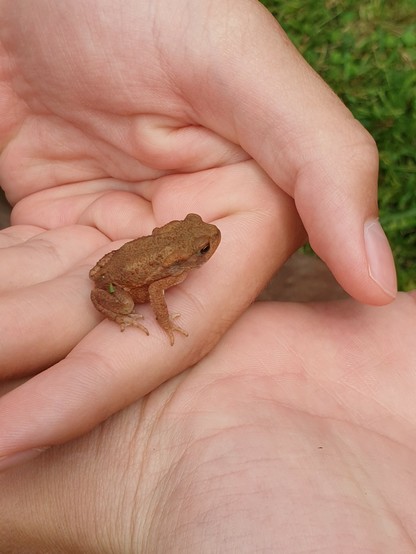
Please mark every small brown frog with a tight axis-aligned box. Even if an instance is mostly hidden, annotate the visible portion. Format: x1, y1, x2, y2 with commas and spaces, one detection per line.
89, 213, 221, 345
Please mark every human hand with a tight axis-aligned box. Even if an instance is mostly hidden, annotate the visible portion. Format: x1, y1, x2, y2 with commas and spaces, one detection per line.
0, 0, 396, 461
1, 294, 415, 552
0, 0, 395, 303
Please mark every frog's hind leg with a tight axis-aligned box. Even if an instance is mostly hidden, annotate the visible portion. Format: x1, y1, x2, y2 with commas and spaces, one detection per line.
90, 287, 149, 335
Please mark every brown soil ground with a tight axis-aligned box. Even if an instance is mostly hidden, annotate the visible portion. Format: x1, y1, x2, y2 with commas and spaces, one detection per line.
0, 191, 347, 302
0, 189, 9, 230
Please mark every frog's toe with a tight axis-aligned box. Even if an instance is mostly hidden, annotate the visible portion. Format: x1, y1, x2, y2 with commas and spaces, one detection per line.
115, 313, 149, 336
166, 314, 189, 346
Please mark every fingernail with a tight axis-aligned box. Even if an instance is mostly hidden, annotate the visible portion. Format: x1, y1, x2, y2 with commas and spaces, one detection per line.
0, 447, 49, 472
364, 219, 397, 298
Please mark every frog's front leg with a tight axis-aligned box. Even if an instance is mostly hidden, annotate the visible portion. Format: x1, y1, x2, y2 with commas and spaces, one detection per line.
90, 285, 149, 335
147, 272, 189, 346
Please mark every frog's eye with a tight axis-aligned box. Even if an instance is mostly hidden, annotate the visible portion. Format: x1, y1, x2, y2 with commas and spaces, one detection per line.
199, 243, 211, 255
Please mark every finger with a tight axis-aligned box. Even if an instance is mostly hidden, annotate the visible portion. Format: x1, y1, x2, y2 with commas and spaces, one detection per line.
79, 159, 303, 240
112, 114, 250, 172
0, 225, 46, 246
0, 177, 302, 457
10, 180, 148, 231
0, 225, 108, 290
184, 2, 396, 304
0, 265, 99, 378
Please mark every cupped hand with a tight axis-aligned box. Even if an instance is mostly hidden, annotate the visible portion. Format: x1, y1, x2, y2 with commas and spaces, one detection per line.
0, 0, 396, 460
1, 295, 415, 552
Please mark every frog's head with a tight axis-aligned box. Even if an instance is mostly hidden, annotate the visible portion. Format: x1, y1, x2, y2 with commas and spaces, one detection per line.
161, 213, 221, 274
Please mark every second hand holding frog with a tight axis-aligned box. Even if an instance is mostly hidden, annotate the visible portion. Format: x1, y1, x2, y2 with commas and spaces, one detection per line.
89, 214, 221, 345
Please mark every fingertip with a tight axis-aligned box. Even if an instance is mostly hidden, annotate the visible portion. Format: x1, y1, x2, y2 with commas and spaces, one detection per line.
364, 219, 397, 301
312, 218, 397, 307
0, 447, 49, 472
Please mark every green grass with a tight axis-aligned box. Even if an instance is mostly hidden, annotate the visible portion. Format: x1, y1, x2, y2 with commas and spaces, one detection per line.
260, 0, 415, 290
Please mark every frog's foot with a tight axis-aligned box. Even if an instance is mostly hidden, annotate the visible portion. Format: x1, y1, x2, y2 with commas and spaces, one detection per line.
115, 313, 149, 336
164, 313, 189, 346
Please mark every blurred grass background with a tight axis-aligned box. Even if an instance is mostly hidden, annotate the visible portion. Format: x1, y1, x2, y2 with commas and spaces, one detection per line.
260, 0, 415, 290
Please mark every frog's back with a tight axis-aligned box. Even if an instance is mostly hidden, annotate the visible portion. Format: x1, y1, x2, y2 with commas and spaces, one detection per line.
108, 235, 173, 286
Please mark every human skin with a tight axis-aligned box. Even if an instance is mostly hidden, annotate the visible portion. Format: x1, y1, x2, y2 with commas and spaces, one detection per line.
0, 0, 396, 466
1, 297, 416, 553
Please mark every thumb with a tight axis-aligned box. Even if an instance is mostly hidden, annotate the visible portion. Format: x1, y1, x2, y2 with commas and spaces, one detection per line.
193, 1, 396, 304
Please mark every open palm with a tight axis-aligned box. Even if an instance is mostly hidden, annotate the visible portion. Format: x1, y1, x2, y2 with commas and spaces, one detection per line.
2, 296, 415, 552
